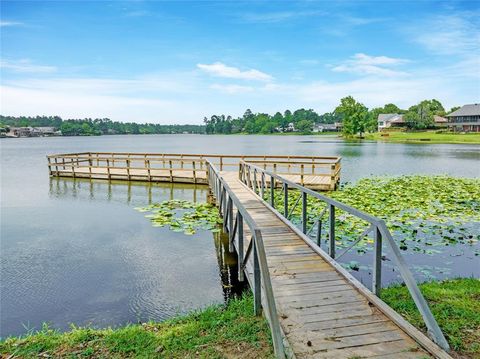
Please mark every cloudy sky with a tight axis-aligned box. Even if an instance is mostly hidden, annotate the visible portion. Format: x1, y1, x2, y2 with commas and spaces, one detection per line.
1, 0, 479, 123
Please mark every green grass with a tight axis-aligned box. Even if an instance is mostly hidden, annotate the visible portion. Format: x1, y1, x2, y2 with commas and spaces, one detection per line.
381, 278, 480, 357
364, 131, 480, 144
0, 294, 274, 358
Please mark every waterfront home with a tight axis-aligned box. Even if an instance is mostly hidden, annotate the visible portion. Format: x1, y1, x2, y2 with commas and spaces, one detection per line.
446, 104, 480, 132
6, 126, 61, 137
313, 123, 340, 132
377, 113, 405, 130
433, 115, 448, 128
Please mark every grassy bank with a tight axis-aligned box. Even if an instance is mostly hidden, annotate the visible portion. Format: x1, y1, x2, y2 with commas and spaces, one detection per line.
0, 294, 274, 359
364, 131, 480, 144
382, 278, 480, 357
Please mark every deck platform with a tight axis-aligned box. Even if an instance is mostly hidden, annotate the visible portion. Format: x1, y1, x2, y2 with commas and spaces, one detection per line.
47, 152, 341, 191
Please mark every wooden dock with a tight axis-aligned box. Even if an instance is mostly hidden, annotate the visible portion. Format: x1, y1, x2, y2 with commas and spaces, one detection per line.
47, 152, 341, 190
218, 171, 448, 358
47, 153, 451, 358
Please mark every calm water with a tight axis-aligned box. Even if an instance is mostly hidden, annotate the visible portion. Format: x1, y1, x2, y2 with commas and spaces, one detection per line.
1, 134, 479, 337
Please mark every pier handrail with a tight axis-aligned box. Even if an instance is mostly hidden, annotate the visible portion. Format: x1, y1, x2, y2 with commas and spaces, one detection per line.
206, 160, 286, 359
238, 160, 450, 352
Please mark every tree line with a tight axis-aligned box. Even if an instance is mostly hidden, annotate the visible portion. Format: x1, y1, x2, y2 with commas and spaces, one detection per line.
203, 97, 459, 136
1, 97, 459, 137
203, 109, 341, 135
0, 116, 206, 136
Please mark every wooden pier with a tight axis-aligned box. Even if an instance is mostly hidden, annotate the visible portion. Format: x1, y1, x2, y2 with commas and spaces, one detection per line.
47, 152, 341, 191
47, 153, 451, 358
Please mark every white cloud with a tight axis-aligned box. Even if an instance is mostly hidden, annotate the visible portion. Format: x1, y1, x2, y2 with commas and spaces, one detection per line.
239, 11, 324, 23
210, 84, 254, 94
0, 20, 23, 27
332, 53, 409, 76
1, 59, 57, 73
197, 62, 273, 82
412, 12, 480, 56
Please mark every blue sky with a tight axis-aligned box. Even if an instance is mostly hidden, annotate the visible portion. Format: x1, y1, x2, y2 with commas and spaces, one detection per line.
1, 1, 479, 124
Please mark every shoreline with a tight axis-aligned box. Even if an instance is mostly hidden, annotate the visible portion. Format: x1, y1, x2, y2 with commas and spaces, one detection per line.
2, 131, 479, 145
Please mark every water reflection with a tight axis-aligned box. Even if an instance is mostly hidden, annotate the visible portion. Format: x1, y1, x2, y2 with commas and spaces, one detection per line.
48, 178, 248, 301
2, 177, 246, 337
49, 177, 205, 206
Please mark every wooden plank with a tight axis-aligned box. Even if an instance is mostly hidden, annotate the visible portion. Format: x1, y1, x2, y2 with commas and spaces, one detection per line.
309, 340, 426, 358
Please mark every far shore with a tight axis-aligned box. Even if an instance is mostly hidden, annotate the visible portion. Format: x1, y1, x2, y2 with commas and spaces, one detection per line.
2, 131, 479, 145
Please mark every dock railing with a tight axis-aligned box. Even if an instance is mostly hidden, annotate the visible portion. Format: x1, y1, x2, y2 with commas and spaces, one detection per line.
206, 160, 286, 359
47, 152, 341, 188
238, 160, 450, 352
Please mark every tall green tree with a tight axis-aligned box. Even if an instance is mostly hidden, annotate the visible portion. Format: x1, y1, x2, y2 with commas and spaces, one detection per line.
334, 96, 368, 136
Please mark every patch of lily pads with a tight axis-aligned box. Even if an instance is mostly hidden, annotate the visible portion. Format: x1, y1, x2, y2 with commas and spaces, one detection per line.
135, 199, 222, 235
272, 175, 480, 256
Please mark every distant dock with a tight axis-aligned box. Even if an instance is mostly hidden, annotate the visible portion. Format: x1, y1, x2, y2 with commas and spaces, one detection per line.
47, 152, 341, 191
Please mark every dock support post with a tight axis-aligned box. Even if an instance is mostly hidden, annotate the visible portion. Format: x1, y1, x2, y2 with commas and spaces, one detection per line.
329, 204, 335, 258
253, 239, 261, 316
373, 226, 382, 296
283, 183, 288, 218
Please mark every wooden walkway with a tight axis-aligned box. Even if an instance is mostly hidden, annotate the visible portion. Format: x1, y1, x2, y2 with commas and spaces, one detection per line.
221, 171, 444, 359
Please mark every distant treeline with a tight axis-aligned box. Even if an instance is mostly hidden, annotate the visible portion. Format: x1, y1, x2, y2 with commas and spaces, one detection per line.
204, 109, 341, 134
203, 98, 458, 135
0, 116, 206, 136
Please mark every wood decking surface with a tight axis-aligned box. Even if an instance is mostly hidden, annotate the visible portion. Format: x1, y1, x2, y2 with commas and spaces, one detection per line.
221, 171, 431, 359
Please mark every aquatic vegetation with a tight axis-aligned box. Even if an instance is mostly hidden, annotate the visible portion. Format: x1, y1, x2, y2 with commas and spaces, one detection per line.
135, 199, 222, 235
272, 175, 480, 256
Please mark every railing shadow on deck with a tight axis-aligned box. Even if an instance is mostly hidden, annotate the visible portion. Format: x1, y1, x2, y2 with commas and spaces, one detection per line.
237, 160, 450, 354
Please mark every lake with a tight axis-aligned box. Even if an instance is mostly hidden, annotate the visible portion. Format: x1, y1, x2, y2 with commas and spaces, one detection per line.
1, 134, 479, 337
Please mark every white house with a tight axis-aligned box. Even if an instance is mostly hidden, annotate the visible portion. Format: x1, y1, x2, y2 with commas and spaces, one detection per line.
378, 114, 404, 131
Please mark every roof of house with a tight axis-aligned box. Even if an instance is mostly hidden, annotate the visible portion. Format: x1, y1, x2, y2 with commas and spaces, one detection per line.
433, 115, 448, 123
378, 114, 404, 123
446, 104, 480, 117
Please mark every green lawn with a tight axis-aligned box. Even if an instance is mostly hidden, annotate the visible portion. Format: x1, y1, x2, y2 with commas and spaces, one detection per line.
364, 131, 480, 144
0, 294, 274, 359
381, 278, 480, 358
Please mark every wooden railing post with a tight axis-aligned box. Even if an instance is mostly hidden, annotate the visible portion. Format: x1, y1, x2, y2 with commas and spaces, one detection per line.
283, 183, 288, 217
238, 213, 244, 281
252, 238, 261, 316
373, 226, 382, 296
316, 219, 322, 246
329, 204, 335, 258
253, 169, 257, 194
192, 161, 197, 184
146, 159, 151, 181
302, 192, 307, 234
270, 175, 275, 208
260, 173, 265, 199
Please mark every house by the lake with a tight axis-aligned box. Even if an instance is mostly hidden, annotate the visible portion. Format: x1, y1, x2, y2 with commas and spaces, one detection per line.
6, 126, 61, 137
313, 123, 341, 132
377, 114, 405, 130
446, 104, 480, 132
